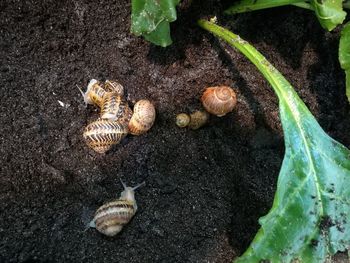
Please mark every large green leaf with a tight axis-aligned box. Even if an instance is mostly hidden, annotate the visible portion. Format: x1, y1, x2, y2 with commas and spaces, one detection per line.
311, 0, 346, 31
131, 0, 180, 47
339, 22, 350, 103
198, 19, 350, 263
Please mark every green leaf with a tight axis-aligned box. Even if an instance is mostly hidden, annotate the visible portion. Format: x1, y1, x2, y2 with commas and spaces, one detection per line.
224, 0, 304, 14
131, 0, 180, 47
339, 22, 350, 103
198, 19, 350, 263
311, 0, 346, 31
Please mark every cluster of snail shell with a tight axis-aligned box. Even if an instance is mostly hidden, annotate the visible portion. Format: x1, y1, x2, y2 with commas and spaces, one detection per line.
87, 86, 236, 237
176, 86, 237, 130
80, 79, 156, 153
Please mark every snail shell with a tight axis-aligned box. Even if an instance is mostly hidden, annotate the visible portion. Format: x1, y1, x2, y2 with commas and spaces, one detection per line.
100, 93, 133, 126
128, 100, 156, 135
188, 110, 209, 130
176, 113, 191, 128
104, 80, 124, 97
201, 86, 237, 117
89, 181, 145, 236
78, 79, 106, 107
83, 119, 128, 153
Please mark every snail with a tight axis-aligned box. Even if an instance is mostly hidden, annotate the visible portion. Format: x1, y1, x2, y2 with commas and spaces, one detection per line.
201, 86, 237, 117
83, 119, 128, 153
89, 180, 145, 237
104, 80, 124, 97
128, 100, 156, 135
176, 113, 191, 128
176, 111, 209, 130
100, 92, 133, 126
78, 79, 106, 107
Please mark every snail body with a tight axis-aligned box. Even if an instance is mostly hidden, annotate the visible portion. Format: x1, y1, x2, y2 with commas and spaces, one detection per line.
201, 86, 237, 117
100, 93, 133, 125
89, 181, 145, 236
78, 79, 106, 107
104, 80, 124, 97
83, 119, 128, 153
128, 100, 156, 135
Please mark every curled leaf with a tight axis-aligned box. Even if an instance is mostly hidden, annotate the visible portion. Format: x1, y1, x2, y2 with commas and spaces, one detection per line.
131, 0, 180, 47
311, 0, 346, 31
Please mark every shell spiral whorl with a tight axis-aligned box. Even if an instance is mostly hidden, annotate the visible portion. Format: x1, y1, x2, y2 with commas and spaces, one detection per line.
83, 119, 128, 153
201, 86, 237, 117
89, 181, 145, 236
128, 100, 156, 135
100, 93, 132, 125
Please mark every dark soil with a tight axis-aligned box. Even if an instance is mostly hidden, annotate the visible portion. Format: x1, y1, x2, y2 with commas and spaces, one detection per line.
1, 0, 349, 262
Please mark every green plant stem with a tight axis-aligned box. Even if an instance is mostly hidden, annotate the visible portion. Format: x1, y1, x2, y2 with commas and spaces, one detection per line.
344, 1, 350, 9
291, 2, 314, 10
225, 0, 306, 14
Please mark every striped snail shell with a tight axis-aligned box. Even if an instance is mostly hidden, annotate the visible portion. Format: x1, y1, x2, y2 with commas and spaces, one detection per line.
188, 110, 209, 130
201, 86, 237, 117
104, 80, 124, 97
78, 79, 106, 107
100, 93, 133, 126
83, 119, 128, 154
89, 181, 145, 237
176, 113, 191, 128
128, 100, 156, 135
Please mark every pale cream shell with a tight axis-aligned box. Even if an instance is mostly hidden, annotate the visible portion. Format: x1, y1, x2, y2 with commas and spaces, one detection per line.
176, 113, 191, 128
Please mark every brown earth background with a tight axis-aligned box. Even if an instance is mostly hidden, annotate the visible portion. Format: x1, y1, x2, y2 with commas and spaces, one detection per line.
0, 0, 350, 262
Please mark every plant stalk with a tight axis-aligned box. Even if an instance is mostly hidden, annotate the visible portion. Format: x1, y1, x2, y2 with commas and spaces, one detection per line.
291, 2, 314, 10
225, 0, 306, 14
344, 1, 350, 9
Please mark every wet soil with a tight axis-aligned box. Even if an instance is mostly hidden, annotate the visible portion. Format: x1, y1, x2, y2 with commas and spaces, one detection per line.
1, 0, 350, 262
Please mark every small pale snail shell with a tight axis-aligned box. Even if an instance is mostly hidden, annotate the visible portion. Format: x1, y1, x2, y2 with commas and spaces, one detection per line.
100, 93, 133, 126
89, 180, 145, 237
83, 118, 128, 153
176, 113, 191, 128
104, 80, 124, 97
201, 86, 237, 117
188, 110, 209, 130
128, 99, 156, 135
176, 111, 209, 130
78, 79, 106, 107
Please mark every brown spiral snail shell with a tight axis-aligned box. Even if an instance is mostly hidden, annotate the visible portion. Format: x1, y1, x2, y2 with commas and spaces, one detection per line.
100, 92, 132, 126
201, 86, 237, 117
128, 100, 156, 135
83, 119, 128, 153
89, 180, 145, 236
